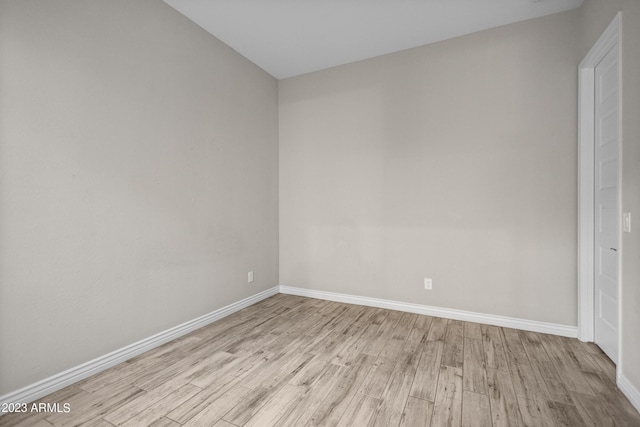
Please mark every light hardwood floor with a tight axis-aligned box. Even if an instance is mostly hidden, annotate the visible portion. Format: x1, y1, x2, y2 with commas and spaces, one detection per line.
2, 294, 639, 426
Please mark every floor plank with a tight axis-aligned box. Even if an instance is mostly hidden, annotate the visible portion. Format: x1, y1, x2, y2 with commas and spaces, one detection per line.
335, 392, 379, 427
404, 315, 432, 354
370, 372, 413, 427
360, 357, 396, 399
181, 384, 252, 427
120, 384, 203, 427
570, 391, 615, 427
501, 328, 530, 366
305, 353, 373, 426
431, 366, 463, 426
274, 363, 343, 426
168, 375, 243, 423
464, 322, 483, 340
462, 390, 491, 427
222, 353, 314, 426
409, 340, 443, 402
442, 320, 464, 369
243, 384, 304, 427
462, 337, 487, 395
400, 396, 434, 427
547, 400, 586, 427
515, 393, 555, 427
508, 362, 542, 399
486, 368, 523, 427
482, 326, 508, 372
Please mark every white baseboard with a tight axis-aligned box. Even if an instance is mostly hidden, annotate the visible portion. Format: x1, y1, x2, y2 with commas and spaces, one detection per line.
618, 372, 640, 414
279, 285, 578, 338
0, 286, 279, 407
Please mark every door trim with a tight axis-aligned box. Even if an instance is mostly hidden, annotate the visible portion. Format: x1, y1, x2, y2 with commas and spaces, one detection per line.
577, 12, 622, 362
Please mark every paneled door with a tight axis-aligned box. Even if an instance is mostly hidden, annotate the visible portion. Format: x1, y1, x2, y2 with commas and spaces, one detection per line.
594, 43, 620, 363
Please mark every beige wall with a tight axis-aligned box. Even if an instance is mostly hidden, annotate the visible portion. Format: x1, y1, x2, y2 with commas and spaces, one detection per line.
580, 0, 640, 395
279, 10, 580, 326
0, 0, 278, 394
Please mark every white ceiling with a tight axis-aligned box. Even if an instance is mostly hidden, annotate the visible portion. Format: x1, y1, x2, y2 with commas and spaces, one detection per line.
163, 0, 583, 79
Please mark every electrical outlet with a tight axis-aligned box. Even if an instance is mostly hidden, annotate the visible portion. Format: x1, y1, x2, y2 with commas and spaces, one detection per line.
248, 271, 254, 283
424, 278, 432, 290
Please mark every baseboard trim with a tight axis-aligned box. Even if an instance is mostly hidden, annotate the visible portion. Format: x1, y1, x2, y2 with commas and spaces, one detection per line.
0, 286, 279, 407
279, 285, 578, 338
618, 372, 640, 413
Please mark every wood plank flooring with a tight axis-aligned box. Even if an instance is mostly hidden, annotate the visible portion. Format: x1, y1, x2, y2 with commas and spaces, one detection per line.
2, 294, 639, 426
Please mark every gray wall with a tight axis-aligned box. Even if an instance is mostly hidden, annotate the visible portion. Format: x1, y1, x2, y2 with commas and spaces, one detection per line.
580, 0, 640, 397
0, 0, 279, 395
279, 10, 580, 326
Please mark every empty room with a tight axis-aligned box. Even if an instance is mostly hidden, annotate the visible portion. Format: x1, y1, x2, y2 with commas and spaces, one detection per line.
1, 0, 639, 426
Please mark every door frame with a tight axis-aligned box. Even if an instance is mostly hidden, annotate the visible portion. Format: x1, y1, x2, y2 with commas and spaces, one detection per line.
577, 12, 622, 363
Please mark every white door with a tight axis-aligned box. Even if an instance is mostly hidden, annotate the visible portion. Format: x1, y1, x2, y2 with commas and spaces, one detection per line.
594, 44, 620, 363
